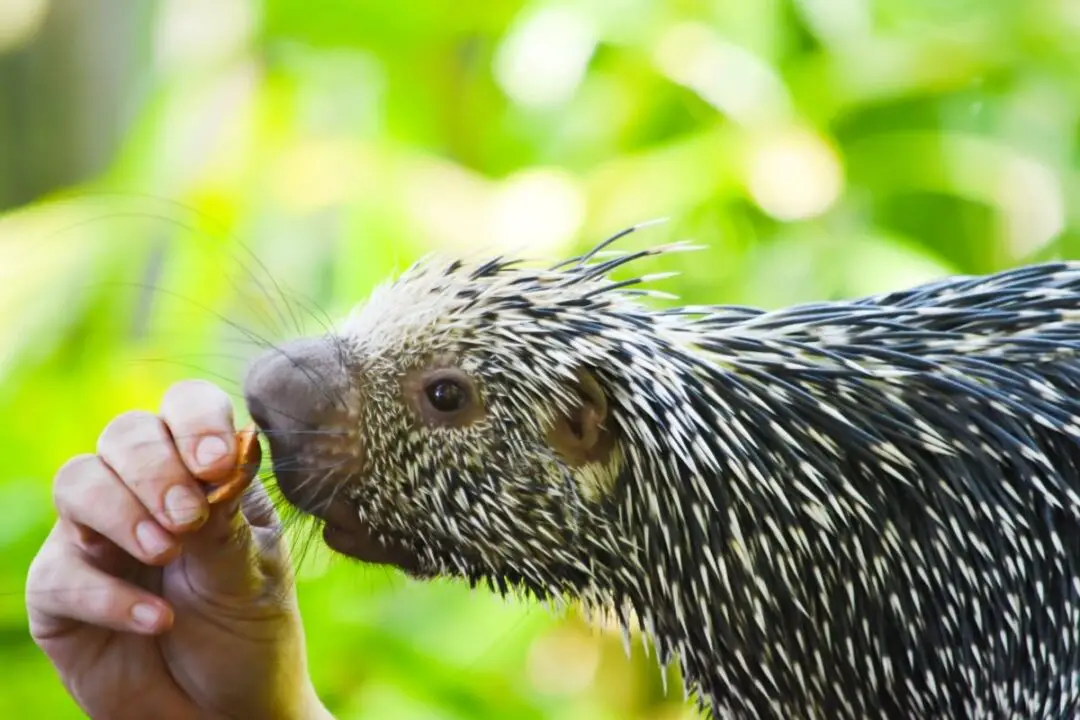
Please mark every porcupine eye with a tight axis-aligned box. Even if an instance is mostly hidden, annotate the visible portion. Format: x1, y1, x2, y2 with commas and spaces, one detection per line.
426, 378, 466, 412
407, 366, 484, 428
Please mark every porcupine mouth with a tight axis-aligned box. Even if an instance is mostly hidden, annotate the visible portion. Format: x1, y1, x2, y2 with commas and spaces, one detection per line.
321, 521, 428, 577
269, 462, 428, 576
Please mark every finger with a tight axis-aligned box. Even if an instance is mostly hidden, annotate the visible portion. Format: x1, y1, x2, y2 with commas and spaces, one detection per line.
239, 476, 281, 531
240, 482, 293, 572
53, 454, 180, 567
97, 410, 209, 534
179, 482, 294, 599
176, 491, 261, 597
160, 379, 238, 484
27, 525, 174, 639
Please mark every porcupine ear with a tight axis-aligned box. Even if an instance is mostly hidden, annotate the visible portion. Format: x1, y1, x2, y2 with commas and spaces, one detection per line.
547, 367, 615, 466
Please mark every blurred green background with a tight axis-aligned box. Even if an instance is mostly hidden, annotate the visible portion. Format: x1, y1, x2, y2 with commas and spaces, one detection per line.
2, 0, 1080, 717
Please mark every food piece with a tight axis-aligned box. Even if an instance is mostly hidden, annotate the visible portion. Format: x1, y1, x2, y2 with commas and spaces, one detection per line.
204, 423, 260, 504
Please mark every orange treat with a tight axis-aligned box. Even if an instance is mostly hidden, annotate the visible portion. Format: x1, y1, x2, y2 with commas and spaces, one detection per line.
205, 423, 261, 504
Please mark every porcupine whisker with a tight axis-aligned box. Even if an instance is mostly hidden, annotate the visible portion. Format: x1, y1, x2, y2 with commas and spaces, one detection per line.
213, 335, 352, 415
246, 399, 345, 435
289, 292, 340, 338
260, 342, 350, 416
264, 464, 359, 554
57, 189, 298, 338
70, 219, 350, 417
128, 374, 306, 416
144, 336, 351, 450
253, 455, 331, 479
286, 469, 346, 508
214, 335, 306, 352
129, 359, 245, 392
275, 517, 324, 591
278, 293, 356, 408
244, 402, 355, 433
101, 281, 280, 355
255, 428, 351, 438
140, 351, 262, 364
147, 198, 303, 339
286, 452, 353, 481
310, 478, 352, 518
140, 222, 291, 341
260, 477, 337, 560
305, 491, 360, 549
230, 243, 306, 340
209, 231, 295, 341
261, 272, 338, 341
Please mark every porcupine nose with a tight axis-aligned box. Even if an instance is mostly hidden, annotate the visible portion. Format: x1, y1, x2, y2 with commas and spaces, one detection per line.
243, 336, 349, 510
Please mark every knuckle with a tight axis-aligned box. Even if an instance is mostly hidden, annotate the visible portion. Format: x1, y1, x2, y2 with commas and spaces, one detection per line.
26, 544, 116, 622
96, 410, 163, 456
25, 543, 62, 603
52, 454, 100, 510
27, 616, 56, 648
27, 616, 48, 646
53, 453, 97, 487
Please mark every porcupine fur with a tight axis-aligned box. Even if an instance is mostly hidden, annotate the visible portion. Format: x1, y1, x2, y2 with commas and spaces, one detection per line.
270, 226, 1080, 719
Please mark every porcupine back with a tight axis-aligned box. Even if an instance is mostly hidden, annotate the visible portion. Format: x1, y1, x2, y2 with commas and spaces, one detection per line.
617, 256, 1080, 718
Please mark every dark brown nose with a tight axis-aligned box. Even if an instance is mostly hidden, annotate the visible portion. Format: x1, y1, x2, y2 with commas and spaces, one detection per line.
243, 336, 350, 508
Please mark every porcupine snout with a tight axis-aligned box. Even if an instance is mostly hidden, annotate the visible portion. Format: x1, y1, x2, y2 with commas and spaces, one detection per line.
243, 336, 362, 529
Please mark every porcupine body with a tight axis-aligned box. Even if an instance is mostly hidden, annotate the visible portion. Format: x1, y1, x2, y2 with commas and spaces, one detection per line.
244, 227, 1080, 720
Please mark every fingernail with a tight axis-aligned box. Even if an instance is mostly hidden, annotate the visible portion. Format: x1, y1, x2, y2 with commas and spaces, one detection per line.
164, 484, 208, 527
135, 520, 173, 557
131, 602, 163, 630
195, 435, 229, 468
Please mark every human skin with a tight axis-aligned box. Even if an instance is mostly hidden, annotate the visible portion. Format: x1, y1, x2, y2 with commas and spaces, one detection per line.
25, 379, 333, 720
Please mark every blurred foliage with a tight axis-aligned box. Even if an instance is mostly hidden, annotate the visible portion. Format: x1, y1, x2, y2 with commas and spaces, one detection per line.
3, 0, 1080, 717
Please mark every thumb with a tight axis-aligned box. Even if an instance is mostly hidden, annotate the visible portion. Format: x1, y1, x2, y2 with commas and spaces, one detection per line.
178, 480, 291, 600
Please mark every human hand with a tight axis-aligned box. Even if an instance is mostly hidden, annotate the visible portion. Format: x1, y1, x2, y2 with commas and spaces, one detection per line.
26, 380, 331, 719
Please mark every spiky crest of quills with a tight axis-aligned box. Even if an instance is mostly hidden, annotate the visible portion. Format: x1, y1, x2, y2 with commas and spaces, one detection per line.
339, 224, 1080, 719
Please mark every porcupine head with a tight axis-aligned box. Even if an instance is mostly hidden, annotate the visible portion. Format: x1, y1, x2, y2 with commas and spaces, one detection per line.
243, 232, 703, 689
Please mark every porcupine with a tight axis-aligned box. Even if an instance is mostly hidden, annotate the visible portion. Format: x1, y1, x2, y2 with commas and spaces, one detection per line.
241, 224, 1080, 719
